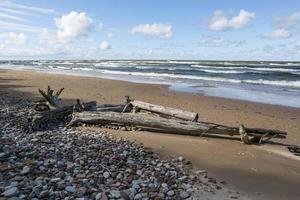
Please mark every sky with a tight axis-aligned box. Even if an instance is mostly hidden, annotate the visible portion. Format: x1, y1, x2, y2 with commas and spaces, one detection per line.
0, 0, 300, 61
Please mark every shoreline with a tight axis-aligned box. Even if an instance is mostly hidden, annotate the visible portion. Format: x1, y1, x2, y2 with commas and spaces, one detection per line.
1, 65, 300, 108
1, 69, 300, 199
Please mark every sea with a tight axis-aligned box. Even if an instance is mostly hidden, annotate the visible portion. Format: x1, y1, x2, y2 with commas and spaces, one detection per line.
1, 60, 300, 108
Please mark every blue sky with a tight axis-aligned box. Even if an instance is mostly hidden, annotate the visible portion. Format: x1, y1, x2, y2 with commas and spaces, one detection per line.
0, 0, 300, 60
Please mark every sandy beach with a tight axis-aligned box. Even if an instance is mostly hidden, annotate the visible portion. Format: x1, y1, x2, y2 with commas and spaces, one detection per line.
1, 69, 300, 200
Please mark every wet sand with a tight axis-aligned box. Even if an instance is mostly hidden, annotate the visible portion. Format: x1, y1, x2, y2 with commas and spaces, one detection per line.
1, 69, 300, 200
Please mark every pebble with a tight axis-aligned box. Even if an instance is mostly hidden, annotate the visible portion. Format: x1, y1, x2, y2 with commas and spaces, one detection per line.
167, 190, 175, 196
178, 156, 184, 162
2, 187, 18, 197
180, 191, 190, 199
65, 186, 76, 193
103, 171, 110, 178
95, 193, 102, 200
20, 166, 30, 175
110, 190, 121, 198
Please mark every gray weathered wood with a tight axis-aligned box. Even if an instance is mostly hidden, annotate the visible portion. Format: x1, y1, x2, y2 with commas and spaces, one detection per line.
29, 101, 96, 130
38, 86, 64, 108
130, 100, 198, 121
68, 111, 286, 140
96, 104, 132, 112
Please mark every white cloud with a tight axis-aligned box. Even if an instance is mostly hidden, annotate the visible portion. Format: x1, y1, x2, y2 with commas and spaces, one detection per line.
55, 11, 93, 41
0, 12, 27, 22
0, 7, 34, 16
131, 23, 172, 39
0, 1, 56, 14
100, 41, 111, 50
0, 20, 41, 32
0, 32, 28, 45
209, 9, 255, 31
263, 29, 290, 39
277, 11, 300, 29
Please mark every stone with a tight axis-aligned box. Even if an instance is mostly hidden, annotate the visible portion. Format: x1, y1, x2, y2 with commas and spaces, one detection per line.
103, 172, 110, 178
178, 156, 184, 162
50, 178, 61, 182
40, 190, 50, 198
134, 193, 142, 200
110, 190, 121, 198
65, 186, 76, 193
20, 166, 30, 175
2, 187, 18, 197
180, 191, 190, 199
136, 170, 142, 175
95, 192, 102, 200
167, 190, 175, 196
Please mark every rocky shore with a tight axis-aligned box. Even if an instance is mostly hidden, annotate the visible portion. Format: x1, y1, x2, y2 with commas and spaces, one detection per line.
0, 92, 239, 199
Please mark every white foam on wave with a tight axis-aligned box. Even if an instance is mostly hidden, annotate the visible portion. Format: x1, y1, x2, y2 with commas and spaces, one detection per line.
72, 67, 93, 71
201, 69, 244, 74
243, 79, 300, 88
94, 62, 122, 68
56, 66, 71, 70
100, 70, 300, 88
191, 64, 249, 70
191, 64, 300, 74
251, 67, 300, 73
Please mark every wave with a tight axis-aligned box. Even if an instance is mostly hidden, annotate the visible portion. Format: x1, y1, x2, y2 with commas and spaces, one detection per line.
191, 65, 300, 74
72, 67, 94, 71
94, 62, 122, 68
191, 64, 249, 70
100, 70, 300, 88
56, 66, 71, 70
200, 69, 244, 74
251, 67, 300, 73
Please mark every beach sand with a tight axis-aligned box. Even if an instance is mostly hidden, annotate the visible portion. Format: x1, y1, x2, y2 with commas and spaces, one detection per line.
1, 69, 300, 200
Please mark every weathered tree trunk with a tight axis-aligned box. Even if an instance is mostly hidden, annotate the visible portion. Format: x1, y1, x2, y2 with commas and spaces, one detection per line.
68, 111, 286, 140
96, 104, 132, 112
38, 86, 64, 108
29, 101, 96, 130
130, 100, 199, 121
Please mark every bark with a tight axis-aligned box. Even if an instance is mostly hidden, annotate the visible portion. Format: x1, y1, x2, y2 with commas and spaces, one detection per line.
68, 111, 287, 140
130, 100, 199, 121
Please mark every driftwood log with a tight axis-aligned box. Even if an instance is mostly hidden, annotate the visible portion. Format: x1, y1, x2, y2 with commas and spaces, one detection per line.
95, 104, 132, 113
129, 100, 198, 121
29, 101, 96, 130
68, 111, 286, 143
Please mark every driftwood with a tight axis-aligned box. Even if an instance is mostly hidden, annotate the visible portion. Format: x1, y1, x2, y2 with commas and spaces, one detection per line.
29, 101, 96, 130
38, 86, 64, 108
34, 86, 65, 111
68, 111, 287, 142
129, 100, 198, 121
29, 88, 287, 144
96, 104, 132, 113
